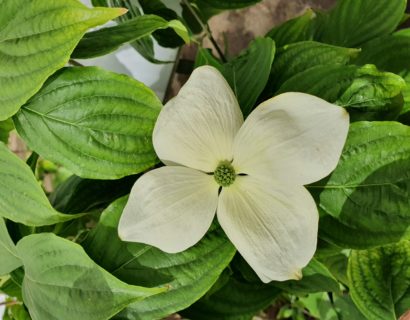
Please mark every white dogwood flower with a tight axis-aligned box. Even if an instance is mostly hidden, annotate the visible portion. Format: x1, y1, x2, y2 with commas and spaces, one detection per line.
118, 66, 349, 283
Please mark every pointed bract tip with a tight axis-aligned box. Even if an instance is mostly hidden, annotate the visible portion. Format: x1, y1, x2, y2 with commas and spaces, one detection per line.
118, 8, 128, 16
292, 269, 303, 281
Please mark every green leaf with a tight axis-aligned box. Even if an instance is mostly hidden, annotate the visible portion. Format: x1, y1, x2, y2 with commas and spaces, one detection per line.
319, 253, 349, 286
354, 30, 410, 122
181, 274, 280, 320
0, 0, 124, 121
278, 64, 406, 121
197, 0, 262, 9
301, 293, 363, 320
348, 240, 410, 320
266, 9, 317, 47
268, 41, 359, 93
311, 121, 410, 248
72, 15, 188, 59
0, 218, 21, 276
138, 0, 187, 48
14, 67, 162, 179
82, 197, 236, 320
273, 259, 340, 294
195, 48, 223, 69
49, 174, 137, 214
0, 142, 81, 226
233, 255, 340, 294
318, 0, 406, 47
0, 119, 13, 143
222, 37, 275, 116
17, 233, 165, 320
4, 303, 31, 320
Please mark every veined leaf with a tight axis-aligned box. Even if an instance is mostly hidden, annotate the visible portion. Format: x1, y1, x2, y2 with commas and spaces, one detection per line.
318, 0, 406, 47
17, 233, 165, 320
278, 64, 405, 121
0, 0, 124, 120
311, 122, 410, 248
72, 15, 189, 59
195, 48, 223, 69
0, 142, 82, 226
49, 174, 137, 214
181, 272, 280, 320
355, 30, 410, 122
14, 67, 162, 179
0, 218, 21, 276
222, 38, 275, 116
266, 9, 317, 47
83, 197, 236, 320
234, 255, 340, 294
269, 41, 359, 93
348, 240, 410, 320
138, 0, 186, 48
196, 0, 263, 9
195, 39, 275, 116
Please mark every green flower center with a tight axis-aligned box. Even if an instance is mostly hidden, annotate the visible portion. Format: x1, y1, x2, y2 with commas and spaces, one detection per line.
214, 161, 236, 187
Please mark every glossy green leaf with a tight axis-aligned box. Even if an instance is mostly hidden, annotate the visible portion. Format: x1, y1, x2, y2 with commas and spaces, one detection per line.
138, 0, 186, 48
0, 119, 13, 143
318, 0, 406, 47
266, 9, 317, 47
311, 122, 410, 248
195, 39, 275, 116
269, 41, 359, 93
355, 29, 410, 122
278, 64, 405, 121
0, 0, 124, 121
14, 67, 162, 179
222, 37, 275, 116
0, 142, 81, 226
0, 218, 21, 276
348, 240, 410, 320
72, 15, 188, 59
195, 48, 223, 69
17, 233, 165, 320
83, 197, 236, 320
181, 273, 280, 320
197, 0, 262, 9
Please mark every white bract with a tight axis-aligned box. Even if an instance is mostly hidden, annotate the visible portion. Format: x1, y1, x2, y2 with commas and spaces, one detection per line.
118, 66, 349, 283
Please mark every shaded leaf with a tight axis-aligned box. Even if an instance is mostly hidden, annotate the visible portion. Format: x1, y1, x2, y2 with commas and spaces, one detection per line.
83, 197, 236, 320
72, 15, 188, 59
311, 122, 410, 248
348, 240, 410, 320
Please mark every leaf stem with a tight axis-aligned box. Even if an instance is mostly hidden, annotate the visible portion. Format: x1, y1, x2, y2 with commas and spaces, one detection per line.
181, 0, 227, 62
68, 59, 84, 67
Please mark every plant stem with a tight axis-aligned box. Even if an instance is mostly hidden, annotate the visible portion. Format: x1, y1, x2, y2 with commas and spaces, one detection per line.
0, 300, 21, 307
181, 0, 227, 62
